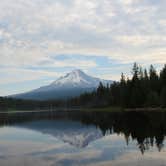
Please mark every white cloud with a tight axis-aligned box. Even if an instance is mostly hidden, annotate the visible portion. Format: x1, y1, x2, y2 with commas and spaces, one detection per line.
0, 68, 62, 85
0, 0, 165, 93
108, 48, 166, 65
0, 0, 165, 60
115, 35, 166, 46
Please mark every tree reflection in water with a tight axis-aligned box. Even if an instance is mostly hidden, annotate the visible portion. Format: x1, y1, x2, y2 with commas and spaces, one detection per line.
0, 111, 165, 154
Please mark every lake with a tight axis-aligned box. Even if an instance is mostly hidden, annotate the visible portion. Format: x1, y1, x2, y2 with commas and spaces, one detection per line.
0, 111, 166, 166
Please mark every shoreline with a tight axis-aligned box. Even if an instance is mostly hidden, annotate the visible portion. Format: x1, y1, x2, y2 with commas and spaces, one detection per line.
0, 107, 165, 114
82, 107, 166, 112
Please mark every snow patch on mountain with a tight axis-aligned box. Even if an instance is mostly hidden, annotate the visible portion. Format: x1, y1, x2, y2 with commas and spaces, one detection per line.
34, 69, 112, 92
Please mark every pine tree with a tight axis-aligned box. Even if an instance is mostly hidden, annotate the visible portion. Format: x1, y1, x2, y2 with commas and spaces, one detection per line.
132, 62, 139, 82
160, 65, 166, 88
120, 73, 126, 107
130, 63, 145, 107
149, 65, 159, 93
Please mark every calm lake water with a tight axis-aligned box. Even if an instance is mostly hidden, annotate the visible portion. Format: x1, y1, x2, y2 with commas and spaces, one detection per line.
0, 111, 166, 166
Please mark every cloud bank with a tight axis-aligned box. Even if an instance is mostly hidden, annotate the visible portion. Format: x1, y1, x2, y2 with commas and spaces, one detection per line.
0, 0, 165, 95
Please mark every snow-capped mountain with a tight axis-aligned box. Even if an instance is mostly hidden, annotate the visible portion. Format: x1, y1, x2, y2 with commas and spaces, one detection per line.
34, 69, 112, 92
51, 69, 110, 88
12, 69, 113, 100
52, 69, 92, 88
17, 120, 103, 148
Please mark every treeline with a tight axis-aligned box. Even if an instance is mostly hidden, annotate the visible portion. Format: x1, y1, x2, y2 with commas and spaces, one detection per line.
0, 63, 166, 111
68, 63, 166, 108
0, 97, 64, 111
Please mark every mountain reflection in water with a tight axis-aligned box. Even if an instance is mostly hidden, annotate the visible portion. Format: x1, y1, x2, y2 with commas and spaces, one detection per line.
0, 111, 166, 153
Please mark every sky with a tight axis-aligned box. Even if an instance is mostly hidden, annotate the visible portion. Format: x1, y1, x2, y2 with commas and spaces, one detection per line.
0, 0, 166, 96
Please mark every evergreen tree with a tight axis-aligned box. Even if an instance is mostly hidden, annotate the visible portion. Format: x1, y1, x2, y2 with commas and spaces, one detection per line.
160, 65, 166, 88
144, 69, 149, 81
149, 65, 159, 93
132, 62, 139, 81
130, 63, 144, 107
139, 66, 144, 80
120, 73, 126, 107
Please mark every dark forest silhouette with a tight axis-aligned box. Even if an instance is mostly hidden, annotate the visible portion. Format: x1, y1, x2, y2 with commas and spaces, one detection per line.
68, 63, 166, 108
0, 63, 166, 110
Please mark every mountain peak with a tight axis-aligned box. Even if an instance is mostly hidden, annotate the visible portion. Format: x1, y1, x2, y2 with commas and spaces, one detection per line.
67, 69, 85, 77
71, 69, 84, 73
51, 69, 95, 88
12, 69, 113, 100
65, 69, 87, 80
